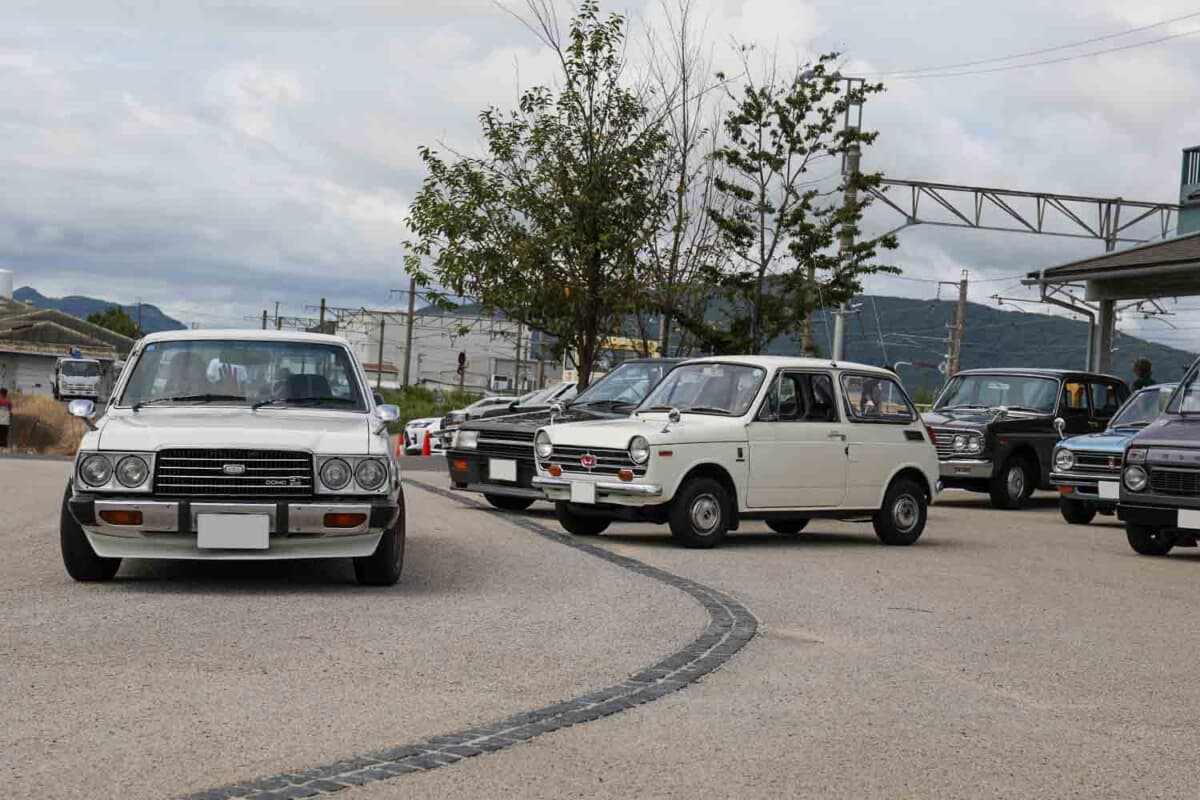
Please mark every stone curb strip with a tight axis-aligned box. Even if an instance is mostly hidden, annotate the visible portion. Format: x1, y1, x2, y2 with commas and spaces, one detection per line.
179, 478, 758, 800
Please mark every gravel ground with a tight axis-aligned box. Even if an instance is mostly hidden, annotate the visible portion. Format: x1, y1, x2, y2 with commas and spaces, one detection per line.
1, 461, 700, 800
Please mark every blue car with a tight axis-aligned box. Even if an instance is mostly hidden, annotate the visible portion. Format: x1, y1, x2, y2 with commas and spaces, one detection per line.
1050, 383, 1177, 524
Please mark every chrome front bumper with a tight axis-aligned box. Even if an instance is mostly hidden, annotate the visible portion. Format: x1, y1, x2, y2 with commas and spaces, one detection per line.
532, 476, 663, 500
939, 459, 993, 479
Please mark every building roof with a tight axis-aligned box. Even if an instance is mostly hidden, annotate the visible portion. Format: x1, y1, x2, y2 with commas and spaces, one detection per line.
139, 328, 351, 346
1027, 230, 1200, 283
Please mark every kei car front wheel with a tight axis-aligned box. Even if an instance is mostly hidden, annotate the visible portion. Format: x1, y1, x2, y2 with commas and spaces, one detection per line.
669, 477, 732, 549
873, 478, 927, 546
1059, 496, 1097, 525
554, 502, 610, 536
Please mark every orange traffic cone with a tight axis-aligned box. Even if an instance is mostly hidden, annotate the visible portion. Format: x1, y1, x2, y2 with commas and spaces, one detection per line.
394, 434, 403, 457
422, 430, 432, 457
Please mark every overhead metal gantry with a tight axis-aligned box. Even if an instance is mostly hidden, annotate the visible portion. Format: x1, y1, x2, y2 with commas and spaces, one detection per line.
863, 178, 1183, 373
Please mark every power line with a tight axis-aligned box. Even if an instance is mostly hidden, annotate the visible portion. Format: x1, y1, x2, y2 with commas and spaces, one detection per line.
863, 26, 1200, 80
861, 10, 1200, 77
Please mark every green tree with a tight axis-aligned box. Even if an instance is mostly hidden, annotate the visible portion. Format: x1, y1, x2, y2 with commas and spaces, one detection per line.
405, 0, 668, 388
676, 51, 897, 354
87, 306, 141, 338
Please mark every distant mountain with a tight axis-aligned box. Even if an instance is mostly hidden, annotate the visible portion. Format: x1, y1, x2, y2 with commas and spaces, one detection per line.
13, 287, 186, 333
793, 295, 1196, 400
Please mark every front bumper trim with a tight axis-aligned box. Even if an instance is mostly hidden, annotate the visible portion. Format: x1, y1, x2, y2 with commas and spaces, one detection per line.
532, 476, 663, 498
79, 497, 394, 537
939, 459, 993, 479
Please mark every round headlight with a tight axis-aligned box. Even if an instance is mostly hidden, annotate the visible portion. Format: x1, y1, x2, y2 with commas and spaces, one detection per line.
953, 434, 967, 451
456, 430, 479, 450
1054, 449, 1075, 472
355, 458, 388, 490
629, 435, 650, 465
320, 458, 352, 491
535, 430, 553, 460
115, 455, 149, 488
1124, 465, 1148, 492
79, 454, 113, 487
965, 435, 982, 454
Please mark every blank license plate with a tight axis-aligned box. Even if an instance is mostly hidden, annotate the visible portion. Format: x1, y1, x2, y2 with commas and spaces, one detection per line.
1179, 509, 1200, 531
1097, 481, 1120, 500
197, 514, 270, 549
570, 481, 597, 505
489, 458, 518, 483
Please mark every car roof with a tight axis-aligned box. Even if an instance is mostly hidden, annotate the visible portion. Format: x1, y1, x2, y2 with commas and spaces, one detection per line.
681, 354, 896, 376
138, 328, 353, 347
953, 367, 1124, 381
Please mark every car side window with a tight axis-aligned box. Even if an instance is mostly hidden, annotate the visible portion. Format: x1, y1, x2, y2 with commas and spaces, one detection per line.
1061, 382, 1089, 416
840, 373, 915, 423
804, 373, 838, 422
758, 374, 804, 422
1088, 381, 1124, 418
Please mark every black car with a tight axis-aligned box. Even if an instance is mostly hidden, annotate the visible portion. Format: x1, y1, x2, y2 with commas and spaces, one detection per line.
1117, 361, 1200, 556
922, 368, 1129, 509
445, 358, 685, 510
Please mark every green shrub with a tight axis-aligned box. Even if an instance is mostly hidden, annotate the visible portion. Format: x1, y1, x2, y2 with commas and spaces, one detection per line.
378, 385, 480, 431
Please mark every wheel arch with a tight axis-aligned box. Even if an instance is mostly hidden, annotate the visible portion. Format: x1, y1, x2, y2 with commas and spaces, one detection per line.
677, 462, 740, 529
880, 464, 935, 506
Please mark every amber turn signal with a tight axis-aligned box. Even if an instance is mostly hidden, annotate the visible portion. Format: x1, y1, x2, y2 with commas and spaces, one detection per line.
451, 459, 469, 471
324, 512, 367, 529
1058, 485, 1074, 494
99, 509, 143, 526
548, 464, 563, 477
617, 469, 634, 482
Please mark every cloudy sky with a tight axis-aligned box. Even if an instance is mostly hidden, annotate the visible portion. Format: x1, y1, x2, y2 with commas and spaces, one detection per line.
3, 0, 1199, 350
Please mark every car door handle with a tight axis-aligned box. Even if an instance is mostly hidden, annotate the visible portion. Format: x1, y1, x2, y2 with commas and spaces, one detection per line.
827, 431, 846, 440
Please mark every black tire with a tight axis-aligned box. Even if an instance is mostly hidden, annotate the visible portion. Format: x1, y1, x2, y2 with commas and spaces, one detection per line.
873, 478, 928, 546
484, 494, 536, 512
989, 456, 1036, 509
1059, 497, 1097, 525
668, 477, 732, 549
767, 519, 809, 534
354, 491, 406, 586
554, 502, 610, 536
60, 485, 120, 582
1125, 524, 1175, 557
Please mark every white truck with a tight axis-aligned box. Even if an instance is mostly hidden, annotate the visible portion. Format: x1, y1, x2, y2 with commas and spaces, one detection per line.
53, 357, 103, 402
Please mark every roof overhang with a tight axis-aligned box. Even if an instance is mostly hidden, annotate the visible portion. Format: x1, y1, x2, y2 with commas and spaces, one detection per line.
1024, 231, 1200, 301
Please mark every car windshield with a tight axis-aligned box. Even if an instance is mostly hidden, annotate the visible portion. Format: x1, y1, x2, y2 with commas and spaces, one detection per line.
936, 374, 1059, 413
61, 360, 101, 377
1110, 386, 1173, 428
573, 362, 673, 407
1168, 368, 1200, 415
638, 362, 766, 416
119, 339, 366, 410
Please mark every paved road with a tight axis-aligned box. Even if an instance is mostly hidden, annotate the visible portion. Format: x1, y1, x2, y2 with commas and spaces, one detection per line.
6, 460, 1200, 798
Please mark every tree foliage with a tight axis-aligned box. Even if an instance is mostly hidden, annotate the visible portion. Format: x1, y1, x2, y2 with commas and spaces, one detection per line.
674, 51, 898, 355
87, 306, 141, 338
404, 0, 668, 388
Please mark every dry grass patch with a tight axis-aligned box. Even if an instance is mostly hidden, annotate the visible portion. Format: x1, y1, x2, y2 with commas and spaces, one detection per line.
8, 394, 86, 455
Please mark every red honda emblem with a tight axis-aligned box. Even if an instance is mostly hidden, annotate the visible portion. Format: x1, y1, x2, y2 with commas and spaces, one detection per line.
580, 454, 597, 470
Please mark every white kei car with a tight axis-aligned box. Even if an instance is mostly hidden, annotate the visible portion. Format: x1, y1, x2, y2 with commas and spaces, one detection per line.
533, 356, 940, 548
62, 330, 406, 585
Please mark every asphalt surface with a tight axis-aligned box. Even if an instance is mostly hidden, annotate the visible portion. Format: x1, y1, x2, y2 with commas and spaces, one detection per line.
7, 458, 1200, 799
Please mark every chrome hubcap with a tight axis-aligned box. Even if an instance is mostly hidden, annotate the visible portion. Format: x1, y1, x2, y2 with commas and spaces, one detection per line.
1007, 467, 1025, 498
893, 494, 919, 533
690, 494, 720, 534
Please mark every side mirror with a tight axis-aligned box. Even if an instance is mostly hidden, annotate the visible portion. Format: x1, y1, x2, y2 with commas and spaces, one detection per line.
376, 404, 400, 424
661, 407, 682, 433
68, 399, 97, 431
1053, 417, 1066, 438
549, 401, 564, 424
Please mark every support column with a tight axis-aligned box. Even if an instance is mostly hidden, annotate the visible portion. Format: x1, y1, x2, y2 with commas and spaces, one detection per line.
1095, 299, 1115, 374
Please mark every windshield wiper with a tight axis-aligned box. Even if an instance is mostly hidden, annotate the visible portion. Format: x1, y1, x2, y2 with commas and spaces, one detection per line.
276, 396, 358, 407
133, 394, 245, 411
685, 406, 733, 415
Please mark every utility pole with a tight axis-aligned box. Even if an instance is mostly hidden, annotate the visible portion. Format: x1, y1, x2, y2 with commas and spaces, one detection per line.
402, 278, 416, 387
136, 298, 142, 333
375, 314, 386, 391
939, 270, 969, 377
831, 77, 865, 362
261, 310, 268, 330
274, 301, 281, 331
318, 298, 327, 333
513, 322, 524, 393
